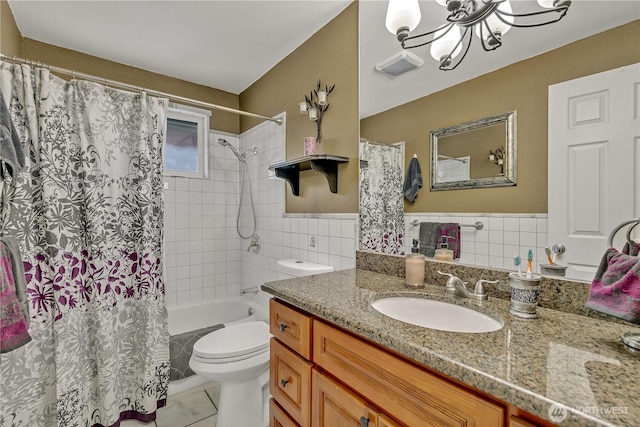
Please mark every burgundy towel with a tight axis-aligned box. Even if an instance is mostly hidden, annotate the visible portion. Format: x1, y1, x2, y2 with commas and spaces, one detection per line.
0, 239, 31, 353
585, 248, 640, 324
437, 223, 461, 259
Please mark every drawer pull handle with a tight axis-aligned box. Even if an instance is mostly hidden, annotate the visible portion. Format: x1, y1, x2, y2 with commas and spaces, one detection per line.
280, 378, 289, 388
279, 323, 287, 332
359, 416, 369, 427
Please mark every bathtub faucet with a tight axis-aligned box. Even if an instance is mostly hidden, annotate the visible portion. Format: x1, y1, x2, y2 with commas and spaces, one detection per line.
240, 286, 259, 295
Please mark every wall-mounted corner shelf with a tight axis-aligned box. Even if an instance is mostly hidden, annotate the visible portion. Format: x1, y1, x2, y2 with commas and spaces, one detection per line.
268, 154, 349, 196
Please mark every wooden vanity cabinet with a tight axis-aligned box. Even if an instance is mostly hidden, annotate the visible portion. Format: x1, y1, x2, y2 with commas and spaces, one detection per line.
269, 298, 546, 427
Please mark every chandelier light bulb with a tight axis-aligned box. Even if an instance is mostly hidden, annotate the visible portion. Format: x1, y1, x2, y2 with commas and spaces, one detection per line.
430, 25, 463, 62
475, 0, 514, 39
385, 0, 422, 36
385, 0, 571, 71
537, 0, 557, 8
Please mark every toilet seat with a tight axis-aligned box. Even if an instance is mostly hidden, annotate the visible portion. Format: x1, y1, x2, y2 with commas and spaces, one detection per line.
193, 321, 270, 363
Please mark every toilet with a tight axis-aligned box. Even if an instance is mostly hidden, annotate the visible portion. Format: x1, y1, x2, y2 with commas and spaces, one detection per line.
189, 259, 332, 427
189, 321, 271, 427
276, 258, 334, 278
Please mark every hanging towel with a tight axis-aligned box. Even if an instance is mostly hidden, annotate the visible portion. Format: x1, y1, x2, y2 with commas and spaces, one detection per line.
0, 92, 24, 183
0, 236, 31, 353
437, 223, 461, 259
585, 248, 640, 325
419, 222, 439, 257
403, 157, 422, 203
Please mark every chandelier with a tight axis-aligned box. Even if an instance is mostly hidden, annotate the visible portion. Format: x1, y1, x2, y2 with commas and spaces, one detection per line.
385, 0, 571, 71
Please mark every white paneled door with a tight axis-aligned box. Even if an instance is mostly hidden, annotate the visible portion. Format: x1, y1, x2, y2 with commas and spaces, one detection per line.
548, 63, 640, 281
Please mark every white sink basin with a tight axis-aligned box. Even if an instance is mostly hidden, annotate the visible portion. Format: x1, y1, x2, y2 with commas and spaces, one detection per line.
371, 297, 503, 333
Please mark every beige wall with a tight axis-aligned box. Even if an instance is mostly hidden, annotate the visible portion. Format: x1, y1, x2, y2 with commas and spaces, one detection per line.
361, 20, 640, 214
19, 39, 240, 134
240, 2, 359, 213
1, 0, 22, 57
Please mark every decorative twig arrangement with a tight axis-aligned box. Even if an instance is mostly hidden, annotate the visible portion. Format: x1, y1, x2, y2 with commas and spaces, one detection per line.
488, 147, 505, 175
301, 80, 335, 144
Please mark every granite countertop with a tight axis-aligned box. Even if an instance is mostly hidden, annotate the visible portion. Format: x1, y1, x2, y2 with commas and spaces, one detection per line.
261, 269, 640, 427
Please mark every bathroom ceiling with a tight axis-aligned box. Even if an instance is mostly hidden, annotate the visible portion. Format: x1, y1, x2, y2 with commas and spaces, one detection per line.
7, 0, 353, 94
7, 1, 640, 119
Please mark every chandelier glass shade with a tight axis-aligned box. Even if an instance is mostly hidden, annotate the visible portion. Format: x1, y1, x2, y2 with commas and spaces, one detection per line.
386, 0, 571, 71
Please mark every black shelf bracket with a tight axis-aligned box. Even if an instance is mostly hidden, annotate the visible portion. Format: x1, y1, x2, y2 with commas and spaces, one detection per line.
269, 154, 349, 196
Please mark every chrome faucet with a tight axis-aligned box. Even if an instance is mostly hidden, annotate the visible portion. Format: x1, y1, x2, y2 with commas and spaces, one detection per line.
437, 271, 498, 301
247, 234, 261, 254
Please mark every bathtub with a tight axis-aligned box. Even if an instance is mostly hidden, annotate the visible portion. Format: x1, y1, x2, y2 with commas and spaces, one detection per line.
167, 297, 268, 396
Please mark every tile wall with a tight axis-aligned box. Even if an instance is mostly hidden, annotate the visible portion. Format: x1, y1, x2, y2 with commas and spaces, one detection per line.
404, 213, 551, 274
164, 113, 358, 309
237, 115, 357, 309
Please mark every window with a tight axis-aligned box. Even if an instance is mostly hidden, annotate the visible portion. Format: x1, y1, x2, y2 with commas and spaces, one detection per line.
165, 105, 210, 178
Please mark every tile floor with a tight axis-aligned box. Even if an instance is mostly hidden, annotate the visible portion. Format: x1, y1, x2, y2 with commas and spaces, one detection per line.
121, 382, 220, 427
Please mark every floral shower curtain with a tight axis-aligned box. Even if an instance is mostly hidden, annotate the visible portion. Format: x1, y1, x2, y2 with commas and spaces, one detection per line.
359, 140, 405, 255
0, 62, 169, 426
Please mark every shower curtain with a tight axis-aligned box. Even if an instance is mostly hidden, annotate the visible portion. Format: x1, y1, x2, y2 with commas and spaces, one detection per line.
359, 140, 405, 255
0, 62, 169, 426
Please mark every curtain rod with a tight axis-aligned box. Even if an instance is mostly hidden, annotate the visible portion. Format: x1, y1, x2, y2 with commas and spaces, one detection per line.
360, 139, 402, 149
0, 53, 283, 126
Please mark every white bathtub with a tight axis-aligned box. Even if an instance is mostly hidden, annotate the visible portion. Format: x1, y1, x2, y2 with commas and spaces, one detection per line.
167, 297, 268, 396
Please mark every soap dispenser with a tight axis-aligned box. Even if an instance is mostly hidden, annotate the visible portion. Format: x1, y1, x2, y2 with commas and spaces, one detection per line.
434, 236, 454, 262
405, 239, 425, 288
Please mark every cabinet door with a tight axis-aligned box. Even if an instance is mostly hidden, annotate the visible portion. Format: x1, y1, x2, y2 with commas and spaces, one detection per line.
313, 320, 505, 426
270, 398, 300, 427
271, 338, 313, 426
312, 369, 381, 427
509, 415, 542, 427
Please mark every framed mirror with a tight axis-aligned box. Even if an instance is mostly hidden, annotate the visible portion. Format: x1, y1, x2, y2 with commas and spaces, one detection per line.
430, 111, 517, 191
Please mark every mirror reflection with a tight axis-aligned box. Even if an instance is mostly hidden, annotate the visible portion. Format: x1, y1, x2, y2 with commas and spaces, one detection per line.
430, 111, 516, 191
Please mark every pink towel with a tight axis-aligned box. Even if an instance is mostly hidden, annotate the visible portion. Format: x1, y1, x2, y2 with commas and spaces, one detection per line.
586, 248, 640, 325
437, 223, 461, 259
0, 238, 31, 353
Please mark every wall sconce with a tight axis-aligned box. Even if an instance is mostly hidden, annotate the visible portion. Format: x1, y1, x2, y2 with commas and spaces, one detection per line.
299, 80, 335, 144
488, 147, 505, 176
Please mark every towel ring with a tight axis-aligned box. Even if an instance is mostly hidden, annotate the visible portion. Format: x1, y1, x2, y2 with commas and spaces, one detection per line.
626, 221, 639, 245
608, 218, 640, 247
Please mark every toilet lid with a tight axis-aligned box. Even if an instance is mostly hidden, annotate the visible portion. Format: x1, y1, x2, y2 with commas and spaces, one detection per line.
193, 321, 270, 360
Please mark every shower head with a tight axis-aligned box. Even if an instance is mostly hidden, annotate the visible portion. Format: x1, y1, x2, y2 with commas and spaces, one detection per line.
218, 138, 257, 162
218, 138, 243, 161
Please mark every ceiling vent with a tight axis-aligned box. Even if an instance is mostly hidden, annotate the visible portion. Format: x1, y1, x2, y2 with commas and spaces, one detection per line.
375, 51, 424, 77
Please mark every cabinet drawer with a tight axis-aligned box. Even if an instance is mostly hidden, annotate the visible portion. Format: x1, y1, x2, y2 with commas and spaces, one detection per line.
270, 299, 313, 359
271, 338, 313, 427
313, 320, 505, 427
270, 398, 299, 427
312, 369, 383, 427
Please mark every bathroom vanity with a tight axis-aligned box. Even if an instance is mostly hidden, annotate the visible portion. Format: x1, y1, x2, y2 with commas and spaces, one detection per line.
262, 269, 640, 427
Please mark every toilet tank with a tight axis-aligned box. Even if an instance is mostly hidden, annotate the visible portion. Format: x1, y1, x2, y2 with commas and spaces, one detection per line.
276, 259, 334, 278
